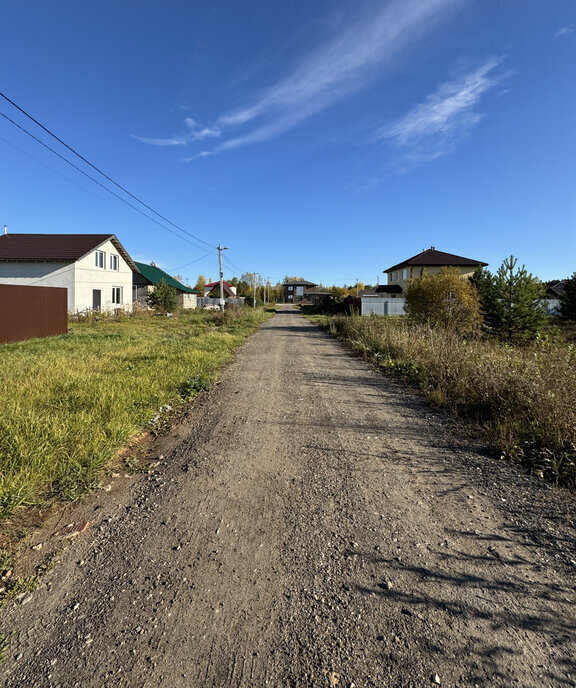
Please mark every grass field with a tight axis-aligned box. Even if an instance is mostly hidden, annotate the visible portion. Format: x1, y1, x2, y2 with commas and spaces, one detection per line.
312, 313, 576, 487
0, 308, 272, 518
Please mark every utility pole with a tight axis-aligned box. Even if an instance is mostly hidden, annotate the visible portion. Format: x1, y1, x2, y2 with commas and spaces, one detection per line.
356, 277, 359, 297
218, 245, 228, 312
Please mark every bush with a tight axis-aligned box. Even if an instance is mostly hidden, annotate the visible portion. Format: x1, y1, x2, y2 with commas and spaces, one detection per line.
405, 267, 482, 333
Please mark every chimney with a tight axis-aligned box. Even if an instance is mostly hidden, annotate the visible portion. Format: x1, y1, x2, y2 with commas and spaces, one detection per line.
431, 245, 435, 250
3, 225, 6, 235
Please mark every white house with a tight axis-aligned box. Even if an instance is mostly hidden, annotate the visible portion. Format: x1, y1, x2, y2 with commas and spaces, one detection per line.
0, 232, 137, 313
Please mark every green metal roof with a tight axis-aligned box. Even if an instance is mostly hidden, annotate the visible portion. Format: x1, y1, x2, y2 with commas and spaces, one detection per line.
134, 261, 200, 294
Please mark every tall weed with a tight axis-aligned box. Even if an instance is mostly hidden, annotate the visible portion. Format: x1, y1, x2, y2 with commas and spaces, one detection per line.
324, 314, 576, 486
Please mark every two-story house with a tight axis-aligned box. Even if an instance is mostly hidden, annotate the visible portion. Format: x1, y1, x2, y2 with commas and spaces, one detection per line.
0, 232, 137, 313
384, 247, 488, 296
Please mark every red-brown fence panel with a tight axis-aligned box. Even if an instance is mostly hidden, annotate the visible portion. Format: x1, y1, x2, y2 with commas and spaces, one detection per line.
0, 284, 68, 343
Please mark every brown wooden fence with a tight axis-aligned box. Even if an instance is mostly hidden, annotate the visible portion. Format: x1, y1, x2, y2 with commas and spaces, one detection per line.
0, 284, 68, 343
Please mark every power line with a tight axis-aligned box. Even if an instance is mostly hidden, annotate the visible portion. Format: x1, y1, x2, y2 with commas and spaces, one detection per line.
0, 110, 206, 249
0, 91, 216, 250
167, 247, 218, 272
0, 133, 190, 233
223, 254, 248, 275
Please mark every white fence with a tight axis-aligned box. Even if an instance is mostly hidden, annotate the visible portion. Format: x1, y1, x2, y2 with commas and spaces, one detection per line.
361, 297, 406, 316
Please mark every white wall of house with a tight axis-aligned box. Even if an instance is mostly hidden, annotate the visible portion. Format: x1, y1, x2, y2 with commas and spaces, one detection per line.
0, 239, 134, 313
74, 239, 133, 313
0, 261, 76, 310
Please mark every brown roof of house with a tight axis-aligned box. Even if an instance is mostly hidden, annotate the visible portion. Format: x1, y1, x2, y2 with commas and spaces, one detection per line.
283, 280, 317, 287
0, 233, 138, 271
547, 281, 566, 298
384, 248, 487, 273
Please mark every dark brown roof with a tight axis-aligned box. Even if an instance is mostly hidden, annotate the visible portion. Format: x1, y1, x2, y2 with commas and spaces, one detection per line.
0, 233, 138, 272
283, 280, 317, 287
547, 281, 566, 298
385, 248, 487, 273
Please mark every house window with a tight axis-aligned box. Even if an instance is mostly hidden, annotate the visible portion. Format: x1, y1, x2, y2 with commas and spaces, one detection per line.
288, 286, 293, 292
110, 254, 119, 271
112, 286, 122, 305
95, 250, 105, 268
402, 268, 407, 280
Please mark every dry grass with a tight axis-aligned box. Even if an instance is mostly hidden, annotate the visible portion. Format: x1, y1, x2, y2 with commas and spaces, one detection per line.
318, 314, 576, 486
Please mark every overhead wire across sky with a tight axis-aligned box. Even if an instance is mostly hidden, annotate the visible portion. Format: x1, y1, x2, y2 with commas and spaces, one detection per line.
0, 91, 217, 254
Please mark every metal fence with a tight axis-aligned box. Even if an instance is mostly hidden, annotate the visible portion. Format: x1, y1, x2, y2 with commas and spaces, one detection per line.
0, 284, 68, 343
361, 297, 406, 316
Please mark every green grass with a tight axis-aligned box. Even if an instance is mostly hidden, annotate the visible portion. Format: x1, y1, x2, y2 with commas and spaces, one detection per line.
0, 631, 14, 663
314, 313, 576, 487
0, 308, 272, 517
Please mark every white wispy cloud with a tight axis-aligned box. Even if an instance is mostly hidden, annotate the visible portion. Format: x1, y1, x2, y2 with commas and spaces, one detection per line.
213, 0, 464, 152
135, 0, 465, 155
555, 24, 575, 37
133, 118, 220, 147
376, 57, 510, 164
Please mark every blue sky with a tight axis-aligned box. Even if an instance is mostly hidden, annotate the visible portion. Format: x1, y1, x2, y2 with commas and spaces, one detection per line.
1, 0, 575, 286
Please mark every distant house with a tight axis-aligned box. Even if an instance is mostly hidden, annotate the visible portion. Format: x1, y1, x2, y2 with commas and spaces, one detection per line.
383, 247, 488, 296
0, 232, 137, 313
203, 281, 237, 298
133, 262, 200, 309
544, 280, 566, 316
283, 280, 317, 302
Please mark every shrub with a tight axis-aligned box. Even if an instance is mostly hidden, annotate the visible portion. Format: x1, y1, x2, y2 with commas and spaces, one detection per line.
405, 267, 482, 333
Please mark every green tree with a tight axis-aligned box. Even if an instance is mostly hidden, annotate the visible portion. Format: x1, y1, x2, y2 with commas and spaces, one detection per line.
148, 280, 178, 313
559, 273, 576, 321
470, 265, 500, 332
405, 267, 482, 332
475, 256, 546, 341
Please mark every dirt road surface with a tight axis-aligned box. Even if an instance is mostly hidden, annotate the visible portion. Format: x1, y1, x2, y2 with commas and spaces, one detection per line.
2, 306, 575, 687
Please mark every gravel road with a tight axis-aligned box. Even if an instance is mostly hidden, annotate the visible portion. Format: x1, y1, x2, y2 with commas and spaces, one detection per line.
2, 306, 575, 687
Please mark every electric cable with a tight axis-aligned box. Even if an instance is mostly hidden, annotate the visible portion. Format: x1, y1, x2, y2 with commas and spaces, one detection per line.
0, 110, 206, 249
0, 91, 216, 250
